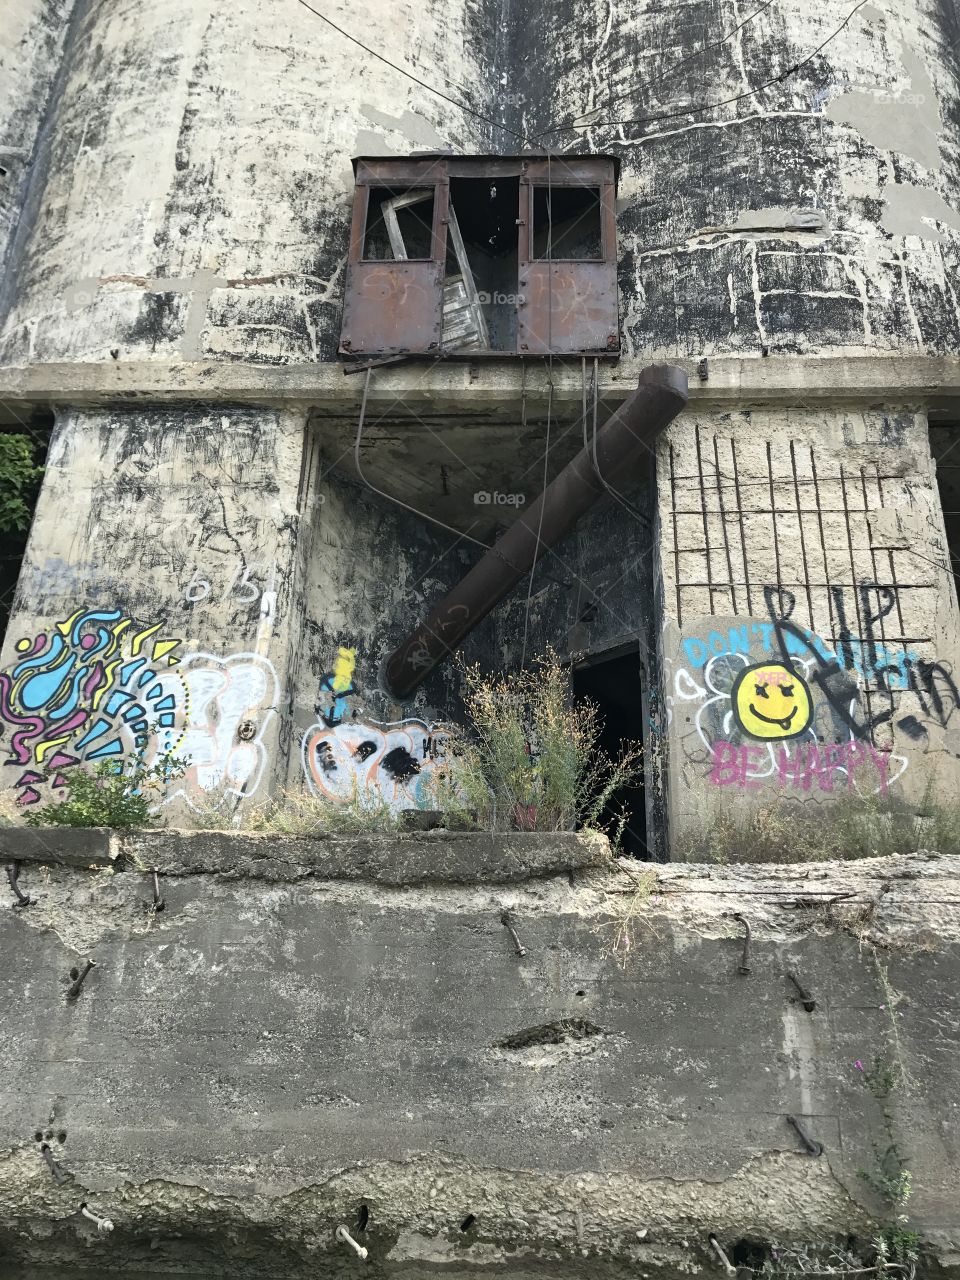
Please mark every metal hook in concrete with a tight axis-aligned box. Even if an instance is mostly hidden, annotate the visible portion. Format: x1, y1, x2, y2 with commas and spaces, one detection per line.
499, 909, 526, 957
708, 1234, 737, 1276
39, 1143, 70, 1185
731, 913, 751, 975
6, 862, 31, 907
80, 1203, 114, 1233
786, 1113, 824, 1156
336, 1224, 368, 1260
151, 868, 165, 913
786, 969, 816, 1012
65, 959, 96, 1000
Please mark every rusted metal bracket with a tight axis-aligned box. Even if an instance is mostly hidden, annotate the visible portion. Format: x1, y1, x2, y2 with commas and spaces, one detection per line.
786, 1113, 824, 1156
786, 970, 816, 1012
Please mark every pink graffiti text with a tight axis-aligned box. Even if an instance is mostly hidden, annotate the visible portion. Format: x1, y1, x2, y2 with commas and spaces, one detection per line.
709, 740, 893, 794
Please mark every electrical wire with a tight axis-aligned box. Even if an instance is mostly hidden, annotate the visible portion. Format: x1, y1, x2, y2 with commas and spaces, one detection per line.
294, 0, 525, 143
541, 0, 870, 138
586, 355, 653, 529
531, 0, 778, 142
352, 368, 492, 551
521, 358, 551, 670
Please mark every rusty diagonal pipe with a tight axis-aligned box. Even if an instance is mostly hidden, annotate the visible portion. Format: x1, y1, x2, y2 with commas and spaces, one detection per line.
383, 364, 688, 700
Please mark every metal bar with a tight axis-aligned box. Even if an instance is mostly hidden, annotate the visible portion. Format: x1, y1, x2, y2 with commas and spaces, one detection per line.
732, 913, 751, 975
40, 1144, 70, 1184
66, 960, 96, 1001
500, 909, 527, 957
7, 862, 31, 907
786, 1113, 824, 1156
383, 364, 688, 698
786, 970, 816, 1012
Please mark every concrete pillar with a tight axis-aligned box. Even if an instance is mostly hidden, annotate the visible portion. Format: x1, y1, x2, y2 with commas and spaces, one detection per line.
0, 404, 308, 819
655, 406, 960, 854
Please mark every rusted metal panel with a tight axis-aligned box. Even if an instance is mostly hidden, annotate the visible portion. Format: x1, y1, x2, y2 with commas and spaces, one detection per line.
384, 365, 688, 699
520, 156, 618, 187
518, 262, 619, 354
341, 262, 446, 354
340, 182, 448, 356
341, 155, 621, 357
517, 170, 619, 355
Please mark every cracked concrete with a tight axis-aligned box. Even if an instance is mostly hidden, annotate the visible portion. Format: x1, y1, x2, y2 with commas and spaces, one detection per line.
0, 834, 957, 1275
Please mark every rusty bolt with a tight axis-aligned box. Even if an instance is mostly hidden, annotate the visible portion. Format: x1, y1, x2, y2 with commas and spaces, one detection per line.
237, 720, 256, 742
606, 333, 617, 348
65, 960, 96, 1001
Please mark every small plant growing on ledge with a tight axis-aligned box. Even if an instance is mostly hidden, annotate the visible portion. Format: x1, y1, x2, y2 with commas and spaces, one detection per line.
25, 750, 188, 829
437, 651, 642, 840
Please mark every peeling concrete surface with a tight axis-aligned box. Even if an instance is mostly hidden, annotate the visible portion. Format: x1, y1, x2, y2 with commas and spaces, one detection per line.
0, 836, 957, 1274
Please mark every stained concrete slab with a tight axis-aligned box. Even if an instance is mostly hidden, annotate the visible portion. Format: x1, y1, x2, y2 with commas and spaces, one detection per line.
0, 837, 956, 1277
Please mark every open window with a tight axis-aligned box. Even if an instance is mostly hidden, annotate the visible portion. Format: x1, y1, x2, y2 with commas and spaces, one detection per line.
339, 155, 620, 359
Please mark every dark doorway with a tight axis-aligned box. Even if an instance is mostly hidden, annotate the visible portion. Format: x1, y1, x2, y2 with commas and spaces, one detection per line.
573, 650, 648, 858
930, 424, 960, 590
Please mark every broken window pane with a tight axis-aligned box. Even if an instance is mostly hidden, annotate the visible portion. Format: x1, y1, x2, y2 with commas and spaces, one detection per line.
532, 186, 602, 260
363, 187, 436, 260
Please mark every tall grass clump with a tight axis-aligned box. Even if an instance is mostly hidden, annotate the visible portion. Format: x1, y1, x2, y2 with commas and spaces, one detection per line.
435, 651, 642, 841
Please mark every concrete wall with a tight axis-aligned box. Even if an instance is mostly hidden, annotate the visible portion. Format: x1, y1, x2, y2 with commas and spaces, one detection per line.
0, 0, 959, 840
657, 406, 960, 848
0, 832, 957, 1276
3, 1, 960, 362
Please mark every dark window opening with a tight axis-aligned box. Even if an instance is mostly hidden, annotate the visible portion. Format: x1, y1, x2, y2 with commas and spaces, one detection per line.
533, 186, 602, 260
0, 412, 51, 648
931, 424, 960, 598
363, 187, 436, 261
573, 651, 648, 858
446, 176, 520, 353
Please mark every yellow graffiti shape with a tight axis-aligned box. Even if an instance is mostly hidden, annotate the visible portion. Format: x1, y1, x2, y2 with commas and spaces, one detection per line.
332, 647, 356, 693
731, 662, 813, 741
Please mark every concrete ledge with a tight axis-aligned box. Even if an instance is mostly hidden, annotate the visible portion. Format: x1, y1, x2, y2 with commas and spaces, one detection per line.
3, 827, 612, 884
0, 353, 958, 413
0, 826, 115, 868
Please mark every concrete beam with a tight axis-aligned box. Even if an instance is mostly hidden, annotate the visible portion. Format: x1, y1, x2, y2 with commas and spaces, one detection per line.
1, 355, 959, 418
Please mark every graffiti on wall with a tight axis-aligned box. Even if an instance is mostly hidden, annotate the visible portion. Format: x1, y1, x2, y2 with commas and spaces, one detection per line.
302, 648, 449, 812
666, 578, 960, 798
0, 607, 277, 808
668, 621, 907, 796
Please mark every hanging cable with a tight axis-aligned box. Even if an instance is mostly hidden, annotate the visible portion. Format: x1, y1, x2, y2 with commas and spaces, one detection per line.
294, 0, 525, 143
532, 0, 778, 142
520, 357, 551, 671
353, 368, 491, 550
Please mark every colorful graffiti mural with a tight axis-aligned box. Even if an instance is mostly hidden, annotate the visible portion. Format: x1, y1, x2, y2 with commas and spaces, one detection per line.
303, 649, 449, 812
666, 620, 909, 797
0, 609, 278, 809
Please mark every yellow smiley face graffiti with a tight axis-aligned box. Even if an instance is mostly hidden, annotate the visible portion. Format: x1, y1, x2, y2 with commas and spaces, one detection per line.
731, 663, 813, 740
